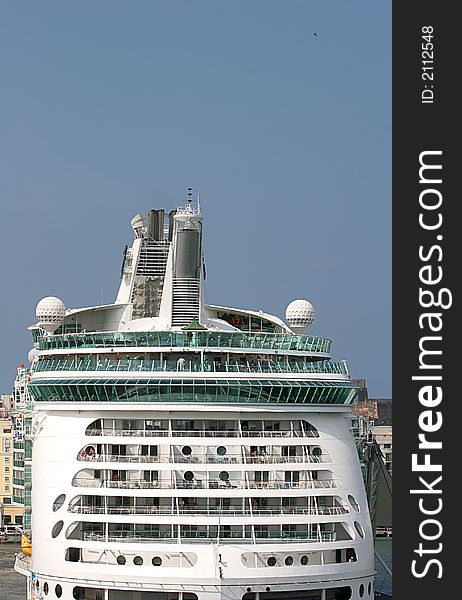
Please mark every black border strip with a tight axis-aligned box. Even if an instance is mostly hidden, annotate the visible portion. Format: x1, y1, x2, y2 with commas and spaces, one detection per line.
393, 3, 458, 597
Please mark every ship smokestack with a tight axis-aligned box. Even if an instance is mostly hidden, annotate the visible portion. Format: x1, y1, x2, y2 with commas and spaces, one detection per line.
170, 192, 203, 327
147, 209, 164, 241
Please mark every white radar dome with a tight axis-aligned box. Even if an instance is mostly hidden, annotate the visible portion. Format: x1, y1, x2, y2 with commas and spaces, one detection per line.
35, 296, 66, 334
285, 299, 315, 334
27, 348, 39, 363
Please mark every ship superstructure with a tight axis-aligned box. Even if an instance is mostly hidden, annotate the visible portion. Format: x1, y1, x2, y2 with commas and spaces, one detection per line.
16, 198, 375, 600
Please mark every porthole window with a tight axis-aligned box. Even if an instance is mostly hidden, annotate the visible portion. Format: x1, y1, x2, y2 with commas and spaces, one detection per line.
359, 583, 365, 598
52, 494, 65, 512
267, 556, 277, 567
36, 580, 40, 589
44, 582, 49, 595
152, 556, 162, 566
348, 494, 360, 512
51, 521, 64, 538
312, 447, 322, 456
184, 471, 194, 481
116, 555, 126, 565
133, 556, 143, 565
182, 446, 192, 456
368, 582, 372, 596
217, 446, 227, 456
300, 555, 309, 565
219, 471, 229, 481
55, 584, 63, 598
284, 556, 294, 566
354, 521, 365, 539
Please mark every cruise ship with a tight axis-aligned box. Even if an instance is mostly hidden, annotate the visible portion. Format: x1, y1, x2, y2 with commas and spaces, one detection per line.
15, 197, 375, 600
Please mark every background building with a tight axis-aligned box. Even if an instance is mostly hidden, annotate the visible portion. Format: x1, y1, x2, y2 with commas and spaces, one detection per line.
11, 364, 33, 531
1, 413, 24, 526
351, 379, 392, 474
370, 425, 392, 475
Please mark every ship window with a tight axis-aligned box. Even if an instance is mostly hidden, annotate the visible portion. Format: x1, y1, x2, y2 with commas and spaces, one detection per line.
133, 556, 143, 565
348, 495, 360, 512
346, 548, 357, 562
184, 471, 194, 481
326, 588, 352, 600
300, 555, 309, 565
267, 556, 277, 566
182, 446, 192, 456
66, 548, 81, 562
285, 556, 294, 566
51, 521, 64, 538
368, 582, 372, 595
354, 521, 365, 539
116, 555, 126, 565
55, 584, 63, 598
217, 446, 227, 456
152, 556, 162, 566
312, 447, 322, 456
359, 584, 365, 598
44, 582, 49, 595
53, 494, 66, 512
219, 471, 229, 481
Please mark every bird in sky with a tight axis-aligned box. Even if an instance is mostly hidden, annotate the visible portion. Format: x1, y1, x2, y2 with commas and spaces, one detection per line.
313, 32, 318, 37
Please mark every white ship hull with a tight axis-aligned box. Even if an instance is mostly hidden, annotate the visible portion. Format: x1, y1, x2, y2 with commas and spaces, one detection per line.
15, 203, 375, 600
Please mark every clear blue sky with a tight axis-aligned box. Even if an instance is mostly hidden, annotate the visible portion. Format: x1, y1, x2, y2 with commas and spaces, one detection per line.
0, 1, 391, 396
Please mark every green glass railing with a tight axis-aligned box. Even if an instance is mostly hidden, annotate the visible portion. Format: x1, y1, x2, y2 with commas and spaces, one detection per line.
38, 331, 331, 354
34, 358, 347, 376
29, 378, 357, 405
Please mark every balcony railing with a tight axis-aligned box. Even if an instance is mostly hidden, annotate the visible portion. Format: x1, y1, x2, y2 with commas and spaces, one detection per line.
72, 478, 340, 490
39, 331, 332, 354
81, 530, 336, 543
34, 358, 346, 376
69, 505, 348, 516
85, 428, 316, 439
78, 453, 167, 463
77, 453, 331, 464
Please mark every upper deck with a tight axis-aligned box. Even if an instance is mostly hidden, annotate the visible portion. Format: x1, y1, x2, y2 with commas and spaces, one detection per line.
38, 331, 331, 355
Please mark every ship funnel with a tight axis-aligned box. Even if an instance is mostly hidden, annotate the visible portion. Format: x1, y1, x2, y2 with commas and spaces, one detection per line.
170, 200, 203, 327
148, 209, 165, 241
